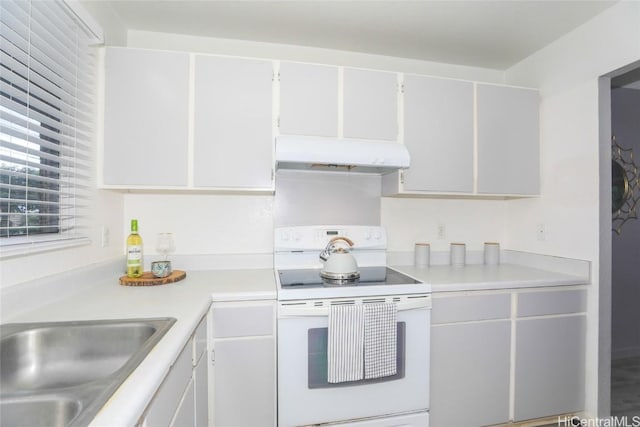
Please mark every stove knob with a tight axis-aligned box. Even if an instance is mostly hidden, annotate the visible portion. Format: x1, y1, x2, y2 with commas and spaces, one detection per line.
281, 231, 290, 242
293, 232, 301, 242
373, 230, 382, 240
364, 230, 372, 240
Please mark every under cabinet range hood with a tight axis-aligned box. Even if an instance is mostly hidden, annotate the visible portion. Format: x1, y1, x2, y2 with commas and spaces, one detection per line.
275, 135, 410, 174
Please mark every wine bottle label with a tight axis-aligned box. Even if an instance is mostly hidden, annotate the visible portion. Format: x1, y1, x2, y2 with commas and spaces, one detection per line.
127, 245, 142, 263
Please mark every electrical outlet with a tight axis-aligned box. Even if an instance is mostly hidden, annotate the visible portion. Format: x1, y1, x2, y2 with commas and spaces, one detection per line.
536, 224, 546, 241
437, 224, 446, 240
101, 226, 110, 247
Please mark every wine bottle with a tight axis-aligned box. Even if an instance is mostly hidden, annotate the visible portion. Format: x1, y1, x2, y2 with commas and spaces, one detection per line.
126, 219, 143, 278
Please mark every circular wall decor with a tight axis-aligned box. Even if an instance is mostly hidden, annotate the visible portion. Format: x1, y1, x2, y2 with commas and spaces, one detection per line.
612, 135, 640, 234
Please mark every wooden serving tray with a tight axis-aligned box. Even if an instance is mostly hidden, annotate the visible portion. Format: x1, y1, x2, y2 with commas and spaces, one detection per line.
119, 270, 186, 286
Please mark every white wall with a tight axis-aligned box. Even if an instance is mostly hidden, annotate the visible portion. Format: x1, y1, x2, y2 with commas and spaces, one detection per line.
123, 194, 274, 258
611, 87, 640, 358
80, 0, 128, 46
505, 1, 640, 417
382, 198, 507, 253
126, 30, 505, 83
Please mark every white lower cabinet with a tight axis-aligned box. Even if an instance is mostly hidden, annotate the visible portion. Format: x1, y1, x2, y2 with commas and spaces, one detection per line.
430, 288, 586, 426
172, 377, 196, 427
194, 355, 208, 427
513, 291, 586, 421
210, 301, 276, 427
431, 321, 511, 427
140, 313, 209, 427
430, 294, 511, 427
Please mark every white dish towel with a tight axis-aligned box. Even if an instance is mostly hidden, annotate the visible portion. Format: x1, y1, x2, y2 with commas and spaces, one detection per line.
364, 303, 397, 379
327, 304, 365, 383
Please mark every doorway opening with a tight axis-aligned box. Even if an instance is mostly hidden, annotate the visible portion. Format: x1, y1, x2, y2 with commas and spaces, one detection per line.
610, 66, 640, 417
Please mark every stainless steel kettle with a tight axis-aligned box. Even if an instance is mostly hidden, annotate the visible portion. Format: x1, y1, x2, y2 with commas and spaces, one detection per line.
319, 236, 360, 281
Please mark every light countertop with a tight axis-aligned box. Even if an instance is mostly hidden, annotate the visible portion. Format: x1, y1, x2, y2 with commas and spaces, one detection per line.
1, 255, 589, 426
4, 268, 277, 427
394, 263, 589, 293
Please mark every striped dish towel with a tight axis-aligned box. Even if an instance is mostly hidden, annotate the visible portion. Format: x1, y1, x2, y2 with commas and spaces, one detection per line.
364, 303, 397, 379
327, 304, 365, 383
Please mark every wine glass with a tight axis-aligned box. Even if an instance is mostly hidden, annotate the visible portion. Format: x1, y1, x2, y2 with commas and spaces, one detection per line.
156, 233, 175, 260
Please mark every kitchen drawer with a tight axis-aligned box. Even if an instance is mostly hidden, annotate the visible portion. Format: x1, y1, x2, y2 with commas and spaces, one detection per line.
143, 342, 192, 427
212, 303, 274, 338
432, 293, 511, 324
517, 289, 586, 317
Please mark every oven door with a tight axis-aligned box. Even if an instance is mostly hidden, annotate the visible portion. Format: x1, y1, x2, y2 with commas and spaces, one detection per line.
277, 294, 431, 427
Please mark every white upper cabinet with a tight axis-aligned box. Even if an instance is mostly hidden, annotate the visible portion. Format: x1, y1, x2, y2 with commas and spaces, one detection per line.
279, 62, 338, 137
384, 79, 539, 197
102, 47, 539, 197
343, 68, 398, 141
476, 84, 540, 195
103, 47, 189, 186
102, 48, 274, 191
402, 75, 474, 192
193, 55, 273, 189
279, 63, 398, 141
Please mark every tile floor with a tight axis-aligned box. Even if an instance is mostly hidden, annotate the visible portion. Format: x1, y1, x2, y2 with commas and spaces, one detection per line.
611, 355, 640, 416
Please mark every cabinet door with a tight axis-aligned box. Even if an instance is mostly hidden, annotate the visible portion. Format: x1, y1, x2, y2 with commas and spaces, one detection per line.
193, 55, 273, 189
279, 62, 338, 137
143, 343, 192, 427
170, 377, 195, 427
104, 48, 189, 186
430, 321, 511, 427
343, 68, 397, 141
194, 354, 208, 427
402, 75, 474, 192
213, 337, 275, 427
514, 315, 586, 421
193, 314, 208, 427
477, 84, 539, 195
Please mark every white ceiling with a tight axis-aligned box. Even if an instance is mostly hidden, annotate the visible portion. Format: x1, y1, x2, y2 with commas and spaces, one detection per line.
105, 0, 616, 70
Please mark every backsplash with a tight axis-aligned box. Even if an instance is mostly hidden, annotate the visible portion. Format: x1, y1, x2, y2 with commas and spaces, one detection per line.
274, 170, 381, 226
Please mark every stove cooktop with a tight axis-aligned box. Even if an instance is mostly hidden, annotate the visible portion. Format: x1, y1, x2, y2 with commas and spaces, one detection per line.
279, 266, 420, 288
276, 266, 430, 300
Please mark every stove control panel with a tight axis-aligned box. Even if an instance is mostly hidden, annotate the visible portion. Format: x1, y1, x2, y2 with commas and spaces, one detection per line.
275, 225, 387, 251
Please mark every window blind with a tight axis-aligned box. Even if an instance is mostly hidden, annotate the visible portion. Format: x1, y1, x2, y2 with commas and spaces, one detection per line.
0, 0, 98, 251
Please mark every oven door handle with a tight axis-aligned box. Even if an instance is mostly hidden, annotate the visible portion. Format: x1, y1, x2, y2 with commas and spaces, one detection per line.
278, 296, 431, 317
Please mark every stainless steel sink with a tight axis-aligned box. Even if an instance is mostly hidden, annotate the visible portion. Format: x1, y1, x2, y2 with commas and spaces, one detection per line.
1, 396, 81, 427
0, 317, 176, 427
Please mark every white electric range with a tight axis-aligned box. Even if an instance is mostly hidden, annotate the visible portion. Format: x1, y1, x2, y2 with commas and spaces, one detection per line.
275, 225, 431, 299
274, 225, 432, 427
